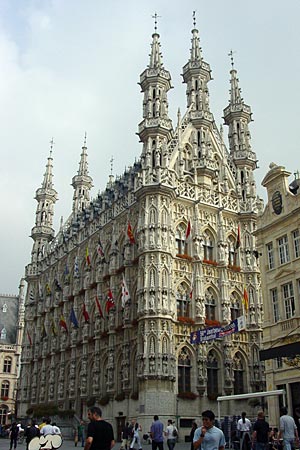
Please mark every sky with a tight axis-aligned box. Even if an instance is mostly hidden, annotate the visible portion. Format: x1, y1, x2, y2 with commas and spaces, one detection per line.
1, 0, 299, 295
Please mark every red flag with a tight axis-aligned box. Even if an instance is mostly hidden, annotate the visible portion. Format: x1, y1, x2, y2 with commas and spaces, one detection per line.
127, 221, 135, 244
82, 302, 90, 323
185, 220, 191, 241
27, 330, 32, 346
59, 315, 68, 333
189, 271, 194, 299
106, 289, 115, 313
86, 246, 91, 266
95, 296, 104, 318
97, 238, 104, 257
243, 286, 249, 311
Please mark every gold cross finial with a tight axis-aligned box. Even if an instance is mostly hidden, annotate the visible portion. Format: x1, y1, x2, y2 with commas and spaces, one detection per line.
49, 137, 55, 157
193, 11, 196, 28
152, 12, 161, 33
228, 50, 236, 68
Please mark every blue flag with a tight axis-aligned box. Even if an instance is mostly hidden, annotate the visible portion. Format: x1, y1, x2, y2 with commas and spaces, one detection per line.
70, 307, 79, 328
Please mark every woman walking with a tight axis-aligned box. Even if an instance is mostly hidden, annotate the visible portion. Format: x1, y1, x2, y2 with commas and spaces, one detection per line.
130, 421, 142, 450
9, 422, 19, 450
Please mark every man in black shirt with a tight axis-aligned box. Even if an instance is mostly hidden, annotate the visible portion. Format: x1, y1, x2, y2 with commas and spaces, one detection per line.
252, 410, 270, 450
84, 407, 115, 450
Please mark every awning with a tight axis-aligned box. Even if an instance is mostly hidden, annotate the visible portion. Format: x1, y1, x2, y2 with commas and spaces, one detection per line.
259, 341, 300, 361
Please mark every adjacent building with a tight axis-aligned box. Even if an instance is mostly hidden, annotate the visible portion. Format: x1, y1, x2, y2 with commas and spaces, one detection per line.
18, 19, 266, 435
255, 164, 300, 427
0, 280, 25, 426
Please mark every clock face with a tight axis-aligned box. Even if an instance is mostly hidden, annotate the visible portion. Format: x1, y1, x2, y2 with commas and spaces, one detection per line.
272, 190, 282, 215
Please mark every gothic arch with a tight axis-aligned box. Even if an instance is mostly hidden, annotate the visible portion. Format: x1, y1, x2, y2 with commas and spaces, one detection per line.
176, 345, 196, 394
232, 350, 247, 395
149, 206, 158, 226
202, 227, 216, 261
204, 286, 219, 322
229, 290, 242, 320
161, 334, 170, 354
176, 281, 191, 318
206, 348, 221, 398
149, 266, 157, 288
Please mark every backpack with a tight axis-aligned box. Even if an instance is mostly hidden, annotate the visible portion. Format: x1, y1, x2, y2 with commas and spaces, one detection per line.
172, 427, 178, 437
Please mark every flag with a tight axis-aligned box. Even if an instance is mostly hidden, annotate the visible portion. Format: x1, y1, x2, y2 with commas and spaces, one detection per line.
106, 289, 115, 313
27, 330, 32, 346
29, 289, 34, 302
121, 274, 130, 308
242, 286, 249, 311
51, 319, 57, 336
95, 296, 104, 318
127, 221, 135, 244
82, 303, 90, 323
185, 220, 192, 242
97, 238, 104, 258
74, 256, 79, 277
46, 283, 51, 295
41, 323, 47, 339
59, 315, 68, 333
235, 224, 241, 250
70, 307, 79, 328
86, 246, 91, 266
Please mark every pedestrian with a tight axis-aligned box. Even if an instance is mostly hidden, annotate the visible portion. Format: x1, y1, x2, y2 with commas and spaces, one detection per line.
165, 419, 178, 450
40, 418, 54, 436
193, 410, 225, 450
237, 412, 252, 450
190, 422, 198, 450
84, 406, 115, 450
24, 420, 40, 450
278, 407, 299, 450
78, 421, 86, 447
9, 422, 19, 450
121, 422, 131, 450
150, 415, 164, 450
130, 421, 142, 450
251, 410, 270, 450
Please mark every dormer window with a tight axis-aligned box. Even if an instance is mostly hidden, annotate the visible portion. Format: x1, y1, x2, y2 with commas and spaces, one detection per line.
2, 303, 7, 313
0, 328, 7, 340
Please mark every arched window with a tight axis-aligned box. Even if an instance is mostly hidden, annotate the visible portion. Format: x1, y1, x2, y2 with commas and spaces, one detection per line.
0, 328, 6, 340
205, 289, 216, 321
1, 380, 9, 398
178, 347, 191, 393
0, 405, 8, 425
233, 353, 245, 394
3, 357, 12, 374
230, 293, 242, 321
203, 231, 214, 261
176, 284, 190, 318
175, 224, 187, 255
207, 351, 219, 397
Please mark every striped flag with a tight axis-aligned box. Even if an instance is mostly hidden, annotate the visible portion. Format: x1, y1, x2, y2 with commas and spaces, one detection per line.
121, 274, 130, 308
59, 315, 68, 333
242, 286, 249, 311
185, 220, 192, 242
70, 307, 79, 328
86, 246, 91, 266
127, 221, 135, 244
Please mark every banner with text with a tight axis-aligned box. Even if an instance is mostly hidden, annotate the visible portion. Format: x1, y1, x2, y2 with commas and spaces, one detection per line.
190, 316, 246, 344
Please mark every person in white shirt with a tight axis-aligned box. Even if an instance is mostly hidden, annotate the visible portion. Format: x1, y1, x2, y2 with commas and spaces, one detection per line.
237, 412, 251, 450
165, 420, 178, 450
40, 418, 54, 436
52, 423, 61, 435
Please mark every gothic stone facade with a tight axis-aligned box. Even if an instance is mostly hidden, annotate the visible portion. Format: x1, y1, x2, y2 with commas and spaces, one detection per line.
19, 22, 265, 433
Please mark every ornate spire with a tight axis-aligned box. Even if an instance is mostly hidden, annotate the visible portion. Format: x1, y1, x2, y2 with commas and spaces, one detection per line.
228, 50, 243, 105
149, 13, 163, 69
190, 11, 202, 62
42, 138, 54, 189
72, 134, 93, 214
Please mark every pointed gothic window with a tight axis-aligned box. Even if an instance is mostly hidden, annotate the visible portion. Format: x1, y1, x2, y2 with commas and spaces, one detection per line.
178, 347, 191, 393
207, 351, 219, 398
233, 353, 245, 394
203, 231, 214, 261
205, 289, 216, 321
230, 292, 242, 321
176, 224, 187, 255
176, 284, 190, 318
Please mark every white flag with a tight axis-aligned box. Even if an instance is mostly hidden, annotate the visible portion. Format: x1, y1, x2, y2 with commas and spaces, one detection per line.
121, 274, 130, 308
